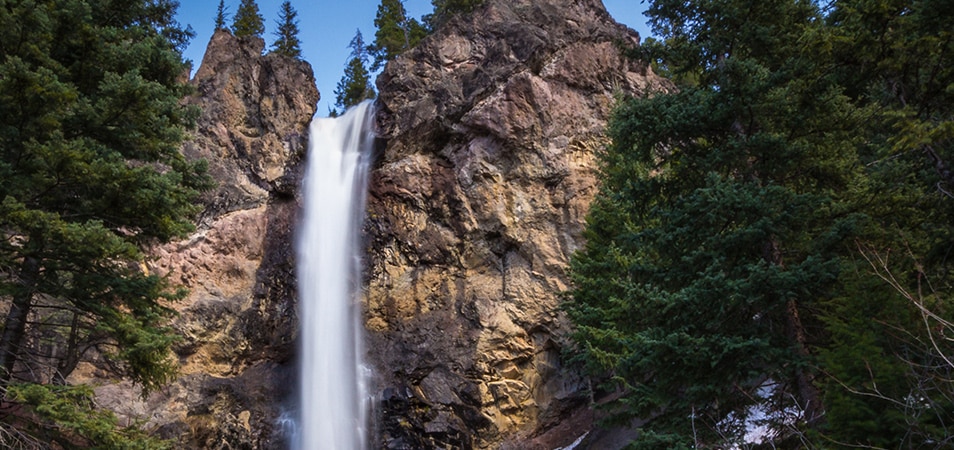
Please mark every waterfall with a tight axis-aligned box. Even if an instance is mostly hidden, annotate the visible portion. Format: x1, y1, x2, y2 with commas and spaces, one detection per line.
295, 101, 374, 450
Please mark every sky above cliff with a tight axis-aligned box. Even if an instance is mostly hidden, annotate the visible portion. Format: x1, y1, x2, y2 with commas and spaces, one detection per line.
176, 1, 651, 117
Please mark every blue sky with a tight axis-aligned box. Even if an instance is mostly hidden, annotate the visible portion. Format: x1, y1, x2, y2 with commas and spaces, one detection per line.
175, 1, 652, 117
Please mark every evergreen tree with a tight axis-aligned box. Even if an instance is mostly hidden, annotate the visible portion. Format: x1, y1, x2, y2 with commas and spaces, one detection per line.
0, 0, 210, 445
568, 0, 954, 446
333, 30, 376, 114
271, 0, 302, 58
566, 0, 869, 446
232, 0, 264, 39
816, 261, 939, 448
814, 0, 954, 445
369, 0, 427, 70
4, 383, 174, 448
425, 0, 482, 31
214, 0, 229, 30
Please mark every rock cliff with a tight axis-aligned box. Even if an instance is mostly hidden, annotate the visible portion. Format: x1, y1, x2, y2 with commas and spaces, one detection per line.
87, 30, 317, 449
367, 0, 664, 448
90, 0, 667, 447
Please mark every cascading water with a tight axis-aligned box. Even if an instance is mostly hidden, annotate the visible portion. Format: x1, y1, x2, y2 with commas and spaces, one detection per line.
295, 101, 375, 450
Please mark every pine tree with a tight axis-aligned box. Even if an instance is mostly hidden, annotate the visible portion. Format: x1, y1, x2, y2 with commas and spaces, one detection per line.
814, 0, 954, 445
271, 1, 302, 58
369, 0, 427, 70
425, 0, 482, 31
816, 266, 924, 447
569, 0, 954, 446
4, 384, 174, 448
333, 30, 376, 114
0, 0, 210, 445
566, 0, 869, 446
232, 0, 264, 39
214, 0, 229, 30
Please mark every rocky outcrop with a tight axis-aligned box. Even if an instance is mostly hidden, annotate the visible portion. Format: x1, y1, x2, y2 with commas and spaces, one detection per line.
186, 30, 317, 216
368, 0, 665, 448
85, 1, 667, 447
87, 30, 317, 449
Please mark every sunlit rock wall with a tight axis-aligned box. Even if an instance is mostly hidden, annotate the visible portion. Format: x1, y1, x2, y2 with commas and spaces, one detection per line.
368, 0, 666, 447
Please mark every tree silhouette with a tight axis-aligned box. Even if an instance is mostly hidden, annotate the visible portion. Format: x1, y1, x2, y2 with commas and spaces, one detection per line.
333, 30, 376, 114
214, 0, 229, 30
271, 1, 302, 58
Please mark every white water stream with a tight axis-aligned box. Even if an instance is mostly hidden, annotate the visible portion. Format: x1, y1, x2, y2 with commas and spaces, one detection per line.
295, 101, 375, 450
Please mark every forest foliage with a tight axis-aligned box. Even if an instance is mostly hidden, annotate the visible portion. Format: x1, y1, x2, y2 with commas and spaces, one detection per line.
423, 0, 482, 31
214, 0, 229, 30
232, 0, 264, 39
333, 0, 482, 115
566, 0, 954, 448
271, 0, 302, 58
0, 0, 210, 447
368, 0, 427, 71
333, 30, 376, 115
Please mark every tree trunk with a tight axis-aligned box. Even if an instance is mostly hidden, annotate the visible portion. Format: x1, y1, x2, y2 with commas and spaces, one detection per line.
52, 312, 82, 385
0, 257, 39, 384
764, 238, 823, 422
784, 298, 823, 423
